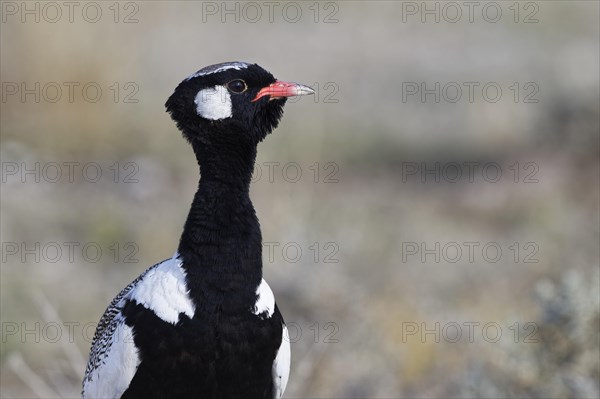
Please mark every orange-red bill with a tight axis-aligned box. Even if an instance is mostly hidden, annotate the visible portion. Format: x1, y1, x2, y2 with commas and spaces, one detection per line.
252, 80, 315, 102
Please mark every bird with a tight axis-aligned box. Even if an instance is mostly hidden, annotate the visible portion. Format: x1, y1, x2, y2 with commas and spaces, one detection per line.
82, 62, 315, 399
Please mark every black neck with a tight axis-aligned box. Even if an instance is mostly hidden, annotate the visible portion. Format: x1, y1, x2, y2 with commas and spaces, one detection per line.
177, 138, 263, 308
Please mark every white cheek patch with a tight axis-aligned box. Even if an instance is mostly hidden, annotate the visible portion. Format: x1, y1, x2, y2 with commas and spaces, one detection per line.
194, 86, 232, 120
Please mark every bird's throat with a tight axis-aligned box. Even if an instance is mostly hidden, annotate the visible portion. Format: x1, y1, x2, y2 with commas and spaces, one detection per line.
177, 138, 263, 306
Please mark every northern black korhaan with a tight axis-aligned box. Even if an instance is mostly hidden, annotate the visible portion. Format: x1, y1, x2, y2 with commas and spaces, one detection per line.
82, 62, 314, 399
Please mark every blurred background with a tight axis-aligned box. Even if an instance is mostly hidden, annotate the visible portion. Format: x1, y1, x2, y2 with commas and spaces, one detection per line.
1, 1, 599, 398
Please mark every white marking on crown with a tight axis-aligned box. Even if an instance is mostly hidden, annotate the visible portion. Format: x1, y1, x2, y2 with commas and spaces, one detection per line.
130, 254, 195, 324
186, 62, 249, 80
194, 86, 232, 120
253, 278, 275, 318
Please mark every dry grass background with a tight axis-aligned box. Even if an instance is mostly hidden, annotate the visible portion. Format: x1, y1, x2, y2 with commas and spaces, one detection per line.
1, 1, 599, 398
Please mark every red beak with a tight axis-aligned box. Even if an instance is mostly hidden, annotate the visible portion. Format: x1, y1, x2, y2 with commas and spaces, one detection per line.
252, 80, 315, 102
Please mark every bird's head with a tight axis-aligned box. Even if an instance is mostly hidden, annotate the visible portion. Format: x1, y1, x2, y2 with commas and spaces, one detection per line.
166, 62, 314, 147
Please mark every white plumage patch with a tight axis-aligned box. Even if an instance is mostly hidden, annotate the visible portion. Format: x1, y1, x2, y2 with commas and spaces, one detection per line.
131, 255, 195, 324
186, 62, 249, 80
253, 278, 275, 318
83, 320, 139, 398
194, 86, 233, 121
273, 325, 291, 398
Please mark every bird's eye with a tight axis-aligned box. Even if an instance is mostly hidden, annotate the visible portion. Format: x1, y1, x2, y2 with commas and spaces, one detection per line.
226, 79, 247, 94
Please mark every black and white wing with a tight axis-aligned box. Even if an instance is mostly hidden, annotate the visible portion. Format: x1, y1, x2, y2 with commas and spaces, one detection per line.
82, 267, 151, 398
82, 254, 195, 398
